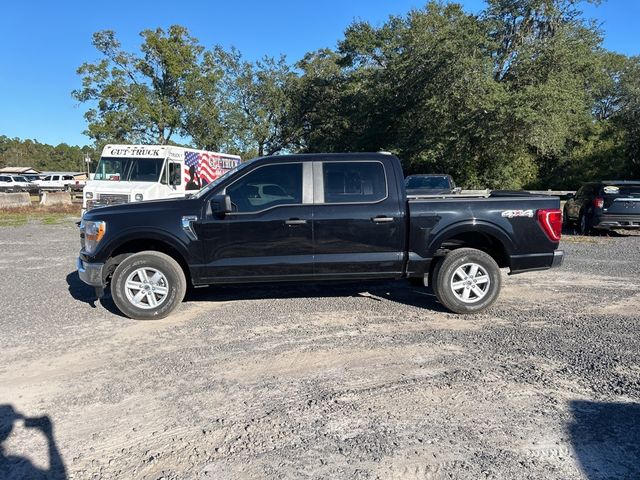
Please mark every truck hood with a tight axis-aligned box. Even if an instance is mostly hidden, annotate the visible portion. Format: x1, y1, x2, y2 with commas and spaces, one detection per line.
82, 196, 198, 220
85, 181, 158, 195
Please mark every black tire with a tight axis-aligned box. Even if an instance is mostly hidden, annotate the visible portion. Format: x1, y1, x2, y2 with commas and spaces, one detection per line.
111, 251, 186, 320
429, 256, 445, 299
562, 207, 571, 228
579, 212, 591, 236
433, 248, 501, 314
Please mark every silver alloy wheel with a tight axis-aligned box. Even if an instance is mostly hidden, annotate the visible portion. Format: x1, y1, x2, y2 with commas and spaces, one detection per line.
449, 262, 491, 304
124, 267, 169, 310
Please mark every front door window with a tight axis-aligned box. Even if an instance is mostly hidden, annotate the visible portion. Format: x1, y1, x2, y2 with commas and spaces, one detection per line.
226, 163, 303, 213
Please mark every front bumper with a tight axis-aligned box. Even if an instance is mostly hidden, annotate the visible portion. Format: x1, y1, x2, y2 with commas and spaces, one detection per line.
551, 250, 564, 268
77, 257, 105, 287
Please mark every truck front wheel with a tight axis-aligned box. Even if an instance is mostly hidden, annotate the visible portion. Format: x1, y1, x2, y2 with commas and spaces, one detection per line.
111, 251, 186, 320
433, 248, 501, 314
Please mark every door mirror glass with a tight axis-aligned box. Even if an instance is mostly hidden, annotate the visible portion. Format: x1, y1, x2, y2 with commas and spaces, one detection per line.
211, 194, 232, 215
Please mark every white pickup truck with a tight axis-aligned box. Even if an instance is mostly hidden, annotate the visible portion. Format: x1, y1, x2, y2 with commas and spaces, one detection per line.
34, 174, 81, 191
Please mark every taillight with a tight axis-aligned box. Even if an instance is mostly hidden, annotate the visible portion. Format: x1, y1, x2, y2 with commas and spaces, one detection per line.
593, 197, 604, 209
537, 209, 562, 242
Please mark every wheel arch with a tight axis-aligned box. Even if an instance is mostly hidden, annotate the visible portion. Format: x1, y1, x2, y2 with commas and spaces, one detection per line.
103, 232, 192, 285
428, 221, 513, 269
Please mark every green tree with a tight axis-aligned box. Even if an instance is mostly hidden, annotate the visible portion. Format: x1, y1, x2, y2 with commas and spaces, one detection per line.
290, 0, 611, 189
73, 26, 224, 149
616, 56, 640, 176
0, 136, 97, 172
215, 47, 299, 156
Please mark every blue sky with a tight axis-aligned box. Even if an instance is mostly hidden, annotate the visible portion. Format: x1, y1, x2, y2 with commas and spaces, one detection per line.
0, 0, 638, 147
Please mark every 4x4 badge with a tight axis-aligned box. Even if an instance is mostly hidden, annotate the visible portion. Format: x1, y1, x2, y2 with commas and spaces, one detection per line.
501, 209, 534, 218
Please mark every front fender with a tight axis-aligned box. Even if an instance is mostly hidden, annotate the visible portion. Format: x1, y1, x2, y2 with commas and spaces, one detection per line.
88, 227, 194, 264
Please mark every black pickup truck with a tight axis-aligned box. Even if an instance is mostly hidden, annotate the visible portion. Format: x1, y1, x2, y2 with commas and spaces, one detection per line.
78, 152, 563, 320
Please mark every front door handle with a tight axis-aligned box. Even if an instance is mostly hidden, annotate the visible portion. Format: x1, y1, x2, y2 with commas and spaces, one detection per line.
371, 216, 394, 224
285, 218, 308, 226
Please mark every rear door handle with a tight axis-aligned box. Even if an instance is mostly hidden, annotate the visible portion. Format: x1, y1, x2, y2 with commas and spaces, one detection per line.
371, 216, 394, 223
285, 218, 308, 226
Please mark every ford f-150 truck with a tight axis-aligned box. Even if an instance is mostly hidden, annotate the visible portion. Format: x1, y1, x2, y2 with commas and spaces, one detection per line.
77, 153, 564, 320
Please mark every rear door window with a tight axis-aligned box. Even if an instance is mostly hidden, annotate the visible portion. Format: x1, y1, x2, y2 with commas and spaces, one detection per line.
322, 162, 387, 204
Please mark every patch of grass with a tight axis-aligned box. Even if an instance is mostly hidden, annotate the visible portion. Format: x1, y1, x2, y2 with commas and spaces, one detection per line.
0, 205, 81, 227
0, 213, 29, 227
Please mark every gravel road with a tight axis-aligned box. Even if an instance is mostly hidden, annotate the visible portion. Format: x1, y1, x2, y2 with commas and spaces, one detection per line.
0, 220, 638, 480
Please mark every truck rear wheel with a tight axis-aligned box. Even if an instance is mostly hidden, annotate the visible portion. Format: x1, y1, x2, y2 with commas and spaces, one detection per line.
433, 248, 501, 314
429, 257, 444, 299
111, 251, 186, 320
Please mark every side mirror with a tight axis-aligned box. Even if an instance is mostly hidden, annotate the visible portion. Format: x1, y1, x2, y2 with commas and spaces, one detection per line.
210, 194, 232, 215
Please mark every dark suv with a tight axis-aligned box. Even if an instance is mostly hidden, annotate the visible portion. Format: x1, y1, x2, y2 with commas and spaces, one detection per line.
564, 181, 640, 234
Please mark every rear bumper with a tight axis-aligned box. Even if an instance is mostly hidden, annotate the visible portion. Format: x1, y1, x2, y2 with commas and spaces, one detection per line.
551, 250, 564, 268
77, 257, 105, 287
509, 249, 563, 274
593, 214, 640, 229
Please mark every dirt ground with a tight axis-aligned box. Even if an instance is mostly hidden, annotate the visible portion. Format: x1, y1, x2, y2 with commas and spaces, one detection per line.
0, 221, 638, 479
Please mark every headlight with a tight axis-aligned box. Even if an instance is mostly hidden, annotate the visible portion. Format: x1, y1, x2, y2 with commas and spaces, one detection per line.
85, 191, 93, 199
134, 193, 143, 201
83, 220, 106, 254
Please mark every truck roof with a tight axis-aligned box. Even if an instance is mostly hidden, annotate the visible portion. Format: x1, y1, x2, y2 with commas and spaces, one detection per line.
101, 144, 241, 160
248, 152, 398, 164
599, 180, 640, 184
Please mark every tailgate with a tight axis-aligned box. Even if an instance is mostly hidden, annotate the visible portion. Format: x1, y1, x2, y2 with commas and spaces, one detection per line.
602, 185, 640, 215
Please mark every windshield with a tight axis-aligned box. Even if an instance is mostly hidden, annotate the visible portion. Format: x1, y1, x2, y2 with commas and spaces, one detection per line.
94, 157, 165, 182
192, 160, 255, 198
406, 176, 450, 190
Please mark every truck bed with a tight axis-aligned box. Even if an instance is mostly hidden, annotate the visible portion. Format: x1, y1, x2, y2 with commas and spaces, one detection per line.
405, 193, 562, 276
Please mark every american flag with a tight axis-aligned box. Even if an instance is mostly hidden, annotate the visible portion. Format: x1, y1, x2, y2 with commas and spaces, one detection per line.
185, 151, 200, 172
184, 151, 238, 187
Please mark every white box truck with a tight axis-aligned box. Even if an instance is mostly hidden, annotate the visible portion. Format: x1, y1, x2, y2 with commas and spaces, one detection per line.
83, 145, 241, 212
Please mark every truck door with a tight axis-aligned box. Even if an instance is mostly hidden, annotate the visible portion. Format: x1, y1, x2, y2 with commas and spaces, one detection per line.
197, 161, 314, 281
313, 159, 405, 278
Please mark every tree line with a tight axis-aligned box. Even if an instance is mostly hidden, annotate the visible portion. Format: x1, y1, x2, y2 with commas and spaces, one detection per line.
4, 0, 640, 188
0, 136, 96, 173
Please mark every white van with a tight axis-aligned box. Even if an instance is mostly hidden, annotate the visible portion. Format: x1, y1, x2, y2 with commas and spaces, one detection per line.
83, 145, 241, 212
